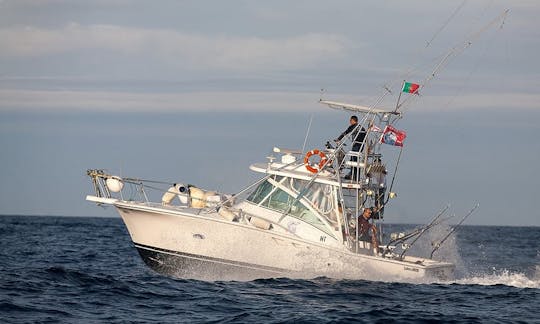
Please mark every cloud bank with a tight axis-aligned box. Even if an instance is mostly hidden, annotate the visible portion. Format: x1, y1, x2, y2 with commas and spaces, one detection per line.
0, 24, 350, 71
1, 88, 538, 113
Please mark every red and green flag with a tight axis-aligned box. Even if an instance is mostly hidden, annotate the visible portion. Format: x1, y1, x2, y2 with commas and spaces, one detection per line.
402, 81, 420, 94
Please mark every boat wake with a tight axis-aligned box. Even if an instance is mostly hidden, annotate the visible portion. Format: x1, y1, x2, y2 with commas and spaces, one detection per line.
450, 268, 540, 289
281, 266, 540, 289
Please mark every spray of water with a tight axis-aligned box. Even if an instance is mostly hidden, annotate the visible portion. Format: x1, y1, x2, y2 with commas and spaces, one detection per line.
298, 223, 540, 289
452, 269, 539, 289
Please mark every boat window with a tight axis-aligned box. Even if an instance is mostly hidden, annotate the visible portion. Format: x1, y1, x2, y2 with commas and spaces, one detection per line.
247, 178, 336, 236
265, 187, 290, 211
262, 187, 328, 233
246, 180, 273, 204
287, 179, 338, 230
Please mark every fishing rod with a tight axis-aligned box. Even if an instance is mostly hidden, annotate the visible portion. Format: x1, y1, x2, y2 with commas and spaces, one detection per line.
381, 205, 450, 257
382, 219, 454, 259
391, 214, 456, 258
430, 203, 479, 259
396, 204, 451, 259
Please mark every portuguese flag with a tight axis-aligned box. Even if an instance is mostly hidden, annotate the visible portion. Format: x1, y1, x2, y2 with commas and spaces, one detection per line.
402, 81, 420, 94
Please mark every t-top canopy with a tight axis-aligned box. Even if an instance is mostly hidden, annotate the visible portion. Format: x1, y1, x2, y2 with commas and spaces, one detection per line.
319, 100, 398, 115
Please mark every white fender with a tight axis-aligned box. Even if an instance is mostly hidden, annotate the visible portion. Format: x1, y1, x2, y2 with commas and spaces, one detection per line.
106, 177, 124, 193
218, 207, 237, 222
249, 216, 272, 230
189, 187, 205, 208
162, 185, 179, 205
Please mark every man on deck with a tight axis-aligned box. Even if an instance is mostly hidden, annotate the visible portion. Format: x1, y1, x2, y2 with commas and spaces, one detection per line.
358, 208, 379, 254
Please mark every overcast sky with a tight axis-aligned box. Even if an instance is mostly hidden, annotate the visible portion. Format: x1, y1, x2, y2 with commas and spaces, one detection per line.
0, 1, 539, 226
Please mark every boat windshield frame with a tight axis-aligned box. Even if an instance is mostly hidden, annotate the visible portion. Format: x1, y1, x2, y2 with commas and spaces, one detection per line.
246, 175, 340, 238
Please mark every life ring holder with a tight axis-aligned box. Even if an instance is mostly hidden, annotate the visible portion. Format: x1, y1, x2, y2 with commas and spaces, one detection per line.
304, 149, 328, 174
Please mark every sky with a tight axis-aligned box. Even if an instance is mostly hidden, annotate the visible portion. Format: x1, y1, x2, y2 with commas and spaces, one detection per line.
0, 1, 539, 226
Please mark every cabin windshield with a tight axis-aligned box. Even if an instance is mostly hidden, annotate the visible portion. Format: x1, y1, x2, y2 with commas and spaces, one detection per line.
246, 177, 337, 235
285, 178, 339, 231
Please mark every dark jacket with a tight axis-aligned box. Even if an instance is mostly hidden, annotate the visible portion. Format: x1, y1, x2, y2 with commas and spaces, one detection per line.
337, 124, 366, 151
358, 216, 372, 241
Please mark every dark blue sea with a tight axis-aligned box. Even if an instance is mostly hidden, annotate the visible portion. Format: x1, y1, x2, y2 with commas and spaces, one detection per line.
0, 215, 538, 323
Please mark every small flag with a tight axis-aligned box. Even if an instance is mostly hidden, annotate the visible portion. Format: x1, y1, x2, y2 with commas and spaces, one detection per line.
380, 125, 407, 147
370, 125, 383, 133
402, 81, 420, 94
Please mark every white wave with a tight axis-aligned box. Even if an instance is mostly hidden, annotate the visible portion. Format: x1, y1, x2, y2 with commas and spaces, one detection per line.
452, 268, 540, 289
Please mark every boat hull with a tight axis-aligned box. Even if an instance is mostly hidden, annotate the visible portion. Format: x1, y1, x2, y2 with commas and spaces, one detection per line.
116, 202, 454, 281
135, 242, 289, 281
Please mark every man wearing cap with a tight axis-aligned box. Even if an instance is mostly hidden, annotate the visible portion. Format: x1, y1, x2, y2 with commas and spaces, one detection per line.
358, 207, 379, 253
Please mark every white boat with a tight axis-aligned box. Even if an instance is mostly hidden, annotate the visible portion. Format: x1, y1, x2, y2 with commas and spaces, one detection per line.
83, 9, 511, 282
86, 100, 457, 281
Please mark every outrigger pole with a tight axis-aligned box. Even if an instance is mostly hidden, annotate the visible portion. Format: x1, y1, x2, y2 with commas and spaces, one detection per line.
397, 9, 509, 111
394, 80, 405, 112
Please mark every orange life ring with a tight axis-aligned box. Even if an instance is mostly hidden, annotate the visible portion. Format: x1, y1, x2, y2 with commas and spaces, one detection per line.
304, 149, 328, 173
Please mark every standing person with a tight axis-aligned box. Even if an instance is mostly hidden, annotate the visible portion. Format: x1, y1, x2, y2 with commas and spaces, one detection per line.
335, 115, 366, 179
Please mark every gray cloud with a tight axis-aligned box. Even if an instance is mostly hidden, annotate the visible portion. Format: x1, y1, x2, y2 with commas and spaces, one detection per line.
1, 87, 538, 113
0, 24, 350, 71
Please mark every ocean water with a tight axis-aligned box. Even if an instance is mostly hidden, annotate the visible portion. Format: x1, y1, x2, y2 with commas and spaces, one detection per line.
0, 216, 538, 323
